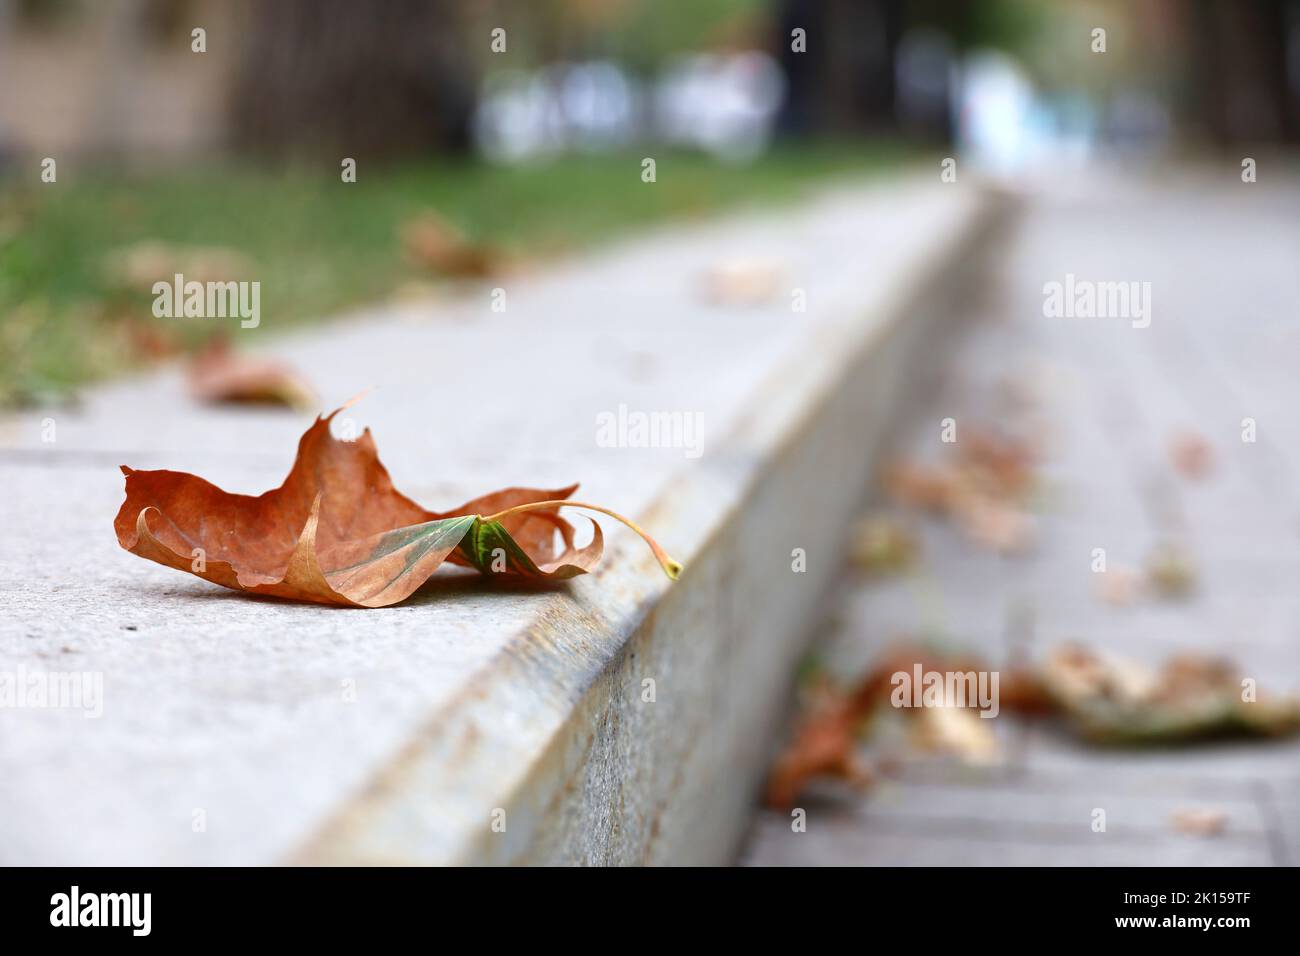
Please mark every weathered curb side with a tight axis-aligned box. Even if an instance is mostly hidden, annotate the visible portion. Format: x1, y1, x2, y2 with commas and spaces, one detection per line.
296, 186, 1011, 865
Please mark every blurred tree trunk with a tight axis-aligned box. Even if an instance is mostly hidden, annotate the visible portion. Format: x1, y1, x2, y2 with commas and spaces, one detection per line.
776, 0, 903, 137
1188, 0, 1299, 144
229, 0, 477, 158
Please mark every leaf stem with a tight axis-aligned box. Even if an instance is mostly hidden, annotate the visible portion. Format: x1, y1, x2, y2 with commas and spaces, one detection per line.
481, 500, 683, 580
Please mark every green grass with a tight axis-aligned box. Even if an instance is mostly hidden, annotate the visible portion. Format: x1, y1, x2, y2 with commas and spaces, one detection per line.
0, 142, 911, 406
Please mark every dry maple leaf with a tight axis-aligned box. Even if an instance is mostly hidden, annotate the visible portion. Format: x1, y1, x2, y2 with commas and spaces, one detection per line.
188, 337, 316, 410
952, 491, 1035, 554
1094, 565, 1143, 606
114, 404, 680, 607
884, 432, 1034, 509
1168, 430, 1214, 480
1170, 808, 1228, 837
765, 695, 872, 808
883, 460, 956, 512
699, 257, 784, 306
848, 513, 919, 575
1040, 644, 1300, 743
957, 428, 1036, 499
1145, 541, 1198, 598
400, 211, 502, 278
909, 705, 1001, 765
764, 644, 993, 807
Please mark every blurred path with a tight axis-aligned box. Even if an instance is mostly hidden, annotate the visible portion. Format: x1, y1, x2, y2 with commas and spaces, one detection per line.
743, 169, 1300, 866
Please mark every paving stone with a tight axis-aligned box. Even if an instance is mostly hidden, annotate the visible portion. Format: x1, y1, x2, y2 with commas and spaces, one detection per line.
740, 171, 1300, 867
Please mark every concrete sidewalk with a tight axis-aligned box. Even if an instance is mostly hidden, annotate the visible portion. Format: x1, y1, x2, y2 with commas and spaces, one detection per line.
0, 174, 995, 864
742, 169, 1300, 866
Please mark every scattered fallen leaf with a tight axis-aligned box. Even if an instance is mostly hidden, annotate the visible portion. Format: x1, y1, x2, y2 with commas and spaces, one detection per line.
884, 427, 1038, 554
959, 429, 1036, 501
401, 211, 503, 278
765, 644, 992, 807
764, 695, 872, 808
1146, 542, 1198, 598
1042, 644, 1157, 709
699, 257, 784, 305
1171, 808, 1227, 836
1095, 566, 1143, 606
910, 705, 1001, 764
952, 492, 1035, 555
188, 337, 316, 410
1169, 430, 1214, 480
848, 514, 919, 575
768, 641, 1300, 806
883, 461, 955, 512
115, 403, 681, 607
1157, 654, 1236, 701
1040, 644, 1300, 743
1000, 665, 1056, 716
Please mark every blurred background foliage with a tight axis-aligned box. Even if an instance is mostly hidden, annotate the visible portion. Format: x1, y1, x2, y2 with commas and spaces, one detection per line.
2, 0, 1299, 406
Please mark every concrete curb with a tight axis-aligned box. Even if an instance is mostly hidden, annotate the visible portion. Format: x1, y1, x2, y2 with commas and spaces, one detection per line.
295, 184, 1011, 865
